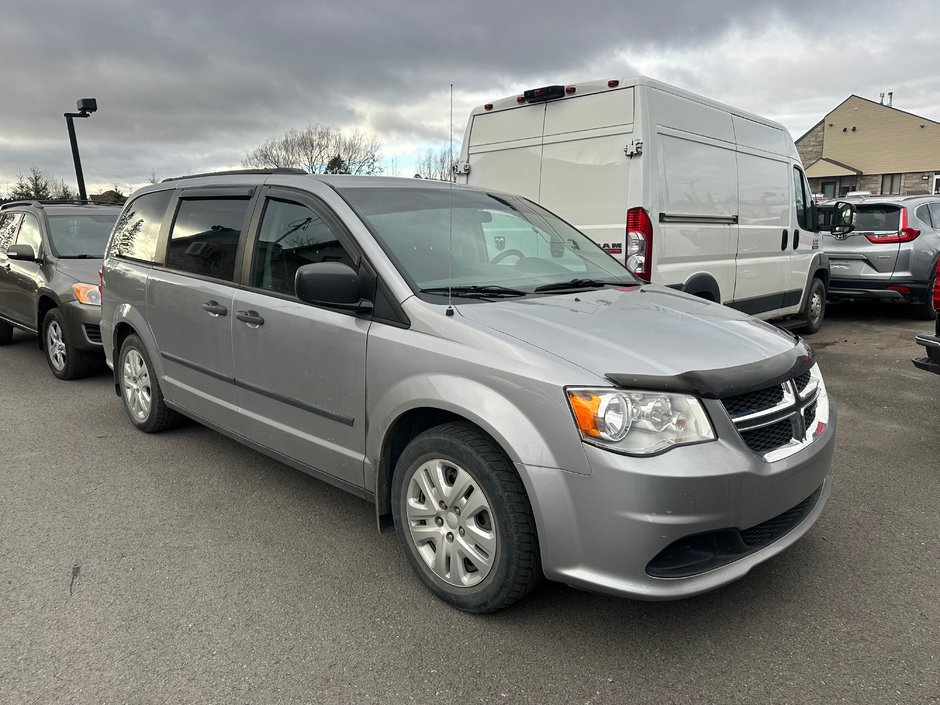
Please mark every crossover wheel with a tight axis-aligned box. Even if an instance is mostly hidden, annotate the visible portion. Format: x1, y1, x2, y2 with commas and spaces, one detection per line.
911, 270, 937, 321
391, 422, 541, 613
802, 278, 826, 334
43, 309, 93, 380
118, 334, 180, 433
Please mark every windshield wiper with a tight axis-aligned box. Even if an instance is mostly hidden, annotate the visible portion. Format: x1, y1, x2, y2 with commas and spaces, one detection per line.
533, 278, 625, 293
419, 285, 528, 299
57, 254, 102, 259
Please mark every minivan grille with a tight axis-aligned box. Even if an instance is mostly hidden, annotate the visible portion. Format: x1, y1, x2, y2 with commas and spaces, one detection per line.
721, 371, 821, 458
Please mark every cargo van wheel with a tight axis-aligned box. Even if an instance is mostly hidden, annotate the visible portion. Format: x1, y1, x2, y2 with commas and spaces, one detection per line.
801, 278, 826, 334
391, 422, 541, 613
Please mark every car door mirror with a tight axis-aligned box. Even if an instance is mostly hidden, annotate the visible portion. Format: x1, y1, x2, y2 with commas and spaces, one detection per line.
295, 261, 373, 311
815, 201, 856, 235
6, 244, 37, 261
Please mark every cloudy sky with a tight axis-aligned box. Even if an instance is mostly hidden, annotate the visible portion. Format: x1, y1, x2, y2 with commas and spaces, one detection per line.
2, 0, 938, 196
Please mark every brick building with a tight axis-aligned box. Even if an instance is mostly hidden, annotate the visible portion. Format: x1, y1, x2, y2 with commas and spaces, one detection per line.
796, 95, 940, 198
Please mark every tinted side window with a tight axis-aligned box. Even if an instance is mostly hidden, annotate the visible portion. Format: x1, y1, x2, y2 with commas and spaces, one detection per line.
165, 198, 251, 282
16, 213, 43, 255
109, 190, 173, 262
915, 204, 933, 228
792, 167, 809, 230
929, 203, 940, 229
250, 198, 354, 295
0, 213, 22, 251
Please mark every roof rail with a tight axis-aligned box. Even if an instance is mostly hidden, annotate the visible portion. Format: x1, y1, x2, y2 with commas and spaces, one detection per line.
161, 168, 308, 183
0, 199, 118, 210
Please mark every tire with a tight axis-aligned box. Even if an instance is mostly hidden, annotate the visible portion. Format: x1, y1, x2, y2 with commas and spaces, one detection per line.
391, 422, 541, 613
0, 320, 13, 346
801, 278, 826, 334
42, 308, 94, 380
910, 270, 937, 321
117, 334, 180, 433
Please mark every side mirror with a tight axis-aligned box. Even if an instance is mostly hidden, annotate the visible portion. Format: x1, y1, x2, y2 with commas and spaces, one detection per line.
6, 244, 37, 261
295, 261, 373, 311
815, 200, 856, 235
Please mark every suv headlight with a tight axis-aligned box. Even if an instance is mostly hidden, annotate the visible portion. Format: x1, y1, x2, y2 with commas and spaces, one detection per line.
72, 283, 101, 306
566, 387, 715, 455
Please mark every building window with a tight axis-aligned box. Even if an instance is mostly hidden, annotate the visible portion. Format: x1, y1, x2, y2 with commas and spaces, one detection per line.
821, 181, 836, 198
881, 173, 902, 195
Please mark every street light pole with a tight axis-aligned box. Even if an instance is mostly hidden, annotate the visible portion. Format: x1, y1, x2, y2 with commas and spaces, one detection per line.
64, 98, 97, 201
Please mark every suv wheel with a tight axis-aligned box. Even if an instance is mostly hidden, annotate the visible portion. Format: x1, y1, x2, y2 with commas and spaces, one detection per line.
801, 278, 826, 334
118, 334, 180, 433
0, 320, 13, 346
43, 309, 93, 380
911, 269, 937, 321
391, 422, 541, 613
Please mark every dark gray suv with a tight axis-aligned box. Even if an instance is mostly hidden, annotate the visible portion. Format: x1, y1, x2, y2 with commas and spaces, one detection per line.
0, 200, 121, 378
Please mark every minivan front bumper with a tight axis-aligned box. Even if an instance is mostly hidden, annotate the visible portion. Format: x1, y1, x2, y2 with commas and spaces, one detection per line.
518, 400, 836, 600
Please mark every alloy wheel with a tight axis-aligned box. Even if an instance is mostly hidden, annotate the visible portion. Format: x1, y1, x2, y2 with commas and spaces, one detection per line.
122, 349, 152, 421
46, 320, 67, 371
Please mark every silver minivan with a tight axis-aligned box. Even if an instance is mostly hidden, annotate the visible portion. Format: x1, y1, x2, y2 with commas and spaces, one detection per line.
100, 171, 841, 612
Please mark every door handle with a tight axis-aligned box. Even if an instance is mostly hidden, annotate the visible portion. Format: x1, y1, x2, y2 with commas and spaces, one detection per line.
781, 229, 789, 251
793, 229, 800, 250
235, 310, 265, 326
202, 300, 228, 317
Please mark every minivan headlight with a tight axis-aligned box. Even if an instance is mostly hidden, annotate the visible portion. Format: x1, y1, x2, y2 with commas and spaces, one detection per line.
566, 387, 715, 455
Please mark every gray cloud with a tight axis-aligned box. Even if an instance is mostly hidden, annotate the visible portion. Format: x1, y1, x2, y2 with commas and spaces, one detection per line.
0, 0, 932, 193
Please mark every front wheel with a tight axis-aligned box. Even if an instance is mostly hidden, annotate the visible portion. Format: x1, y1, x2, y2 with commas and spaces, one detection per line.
801, 278, 826, 334
118, 334, 180, 433
391, 422, 541, 613
43, 309, 94, 380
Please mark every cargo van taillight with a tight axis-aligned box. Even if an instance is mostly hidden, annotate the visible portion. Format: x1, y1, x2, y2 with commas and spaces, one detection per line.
626, 207, 653, 281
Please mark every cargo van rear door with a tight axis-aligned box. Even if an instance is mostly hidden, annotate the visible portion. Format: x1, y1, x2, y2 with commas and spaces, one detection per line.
464, 104, 546, 201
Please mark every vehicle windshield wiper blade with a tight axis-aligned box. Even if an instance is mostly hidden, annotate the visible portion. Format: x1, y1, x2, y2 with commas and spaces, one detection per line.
533, 278, 624, 292
57, 254, 102, 259
419, 285, 528, 298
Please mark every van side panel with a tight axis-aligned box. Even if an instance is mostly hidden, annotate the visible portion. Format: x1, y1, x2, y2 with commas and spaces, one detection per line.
654, 130, 738, 297
733, 150, 791, 310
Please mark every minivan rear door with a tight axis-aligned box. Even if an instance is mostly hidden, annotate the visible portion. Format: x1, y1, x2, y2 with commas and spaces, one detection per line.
824, 204, 901, 282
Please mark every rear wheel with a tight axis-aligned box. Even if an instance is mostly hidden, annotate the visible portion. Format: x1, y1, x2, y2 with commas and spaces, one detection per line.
391, 422, 541, 613
911, 270, 937, 321
118, 334, 180, 433
801, 278, 826, 334
43, 309, 94, 380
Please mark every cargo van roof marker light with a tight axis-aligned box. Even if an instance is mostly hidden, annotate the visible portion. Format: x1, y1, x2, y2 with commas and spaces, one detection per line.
608, 80, 620, 88
484, 103, 494, 111
516, 96, 526, 104
565, 86, 576, 95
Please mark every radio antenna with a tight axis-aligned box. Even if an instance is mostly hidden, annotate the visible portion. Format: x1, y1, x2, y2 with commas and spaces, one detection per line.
446, 82, 455, 317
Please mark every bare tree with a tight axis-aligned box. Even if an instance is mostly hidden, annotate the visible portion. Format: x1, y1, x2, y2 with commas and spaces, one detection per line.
243, 124, 382, 175
8, 167, 75, 200
414, 147, 456, 182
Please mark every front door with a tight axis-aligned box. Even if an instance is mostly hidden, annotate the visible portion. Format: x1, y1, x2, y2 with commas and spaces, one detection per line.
232, 189, 369, 489
4, 213, 45, 328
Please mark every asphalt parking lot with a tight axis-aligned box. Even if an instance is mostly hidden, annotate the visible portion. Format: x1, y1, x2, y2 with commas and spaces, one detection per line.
1, 302, 937, 705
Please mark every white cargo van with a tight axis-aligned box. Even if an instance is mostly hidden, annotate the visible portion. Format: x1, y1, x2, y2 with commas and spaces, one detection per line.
458, 77, 830, 331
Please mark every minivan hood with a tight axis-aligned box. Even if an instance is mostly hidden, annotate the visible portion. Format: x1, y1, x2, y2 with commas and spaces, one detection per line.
456, 285, 801, 384
54, 258, 102, 284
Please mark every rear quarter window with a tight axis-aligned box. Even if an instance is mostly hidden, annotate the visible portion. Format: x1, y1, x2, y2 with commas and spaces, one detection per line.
108, 190, 173, 263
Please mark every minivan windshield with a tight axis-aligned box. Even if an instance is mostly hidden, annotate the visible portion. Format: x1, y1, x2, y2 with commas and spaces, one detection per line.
339, 186, 636, 296
48, 214, 119, 257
